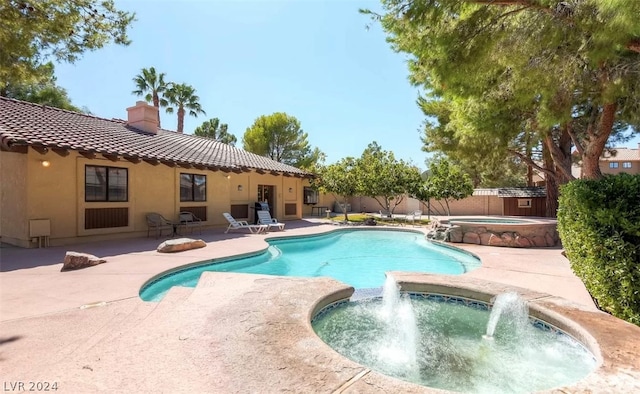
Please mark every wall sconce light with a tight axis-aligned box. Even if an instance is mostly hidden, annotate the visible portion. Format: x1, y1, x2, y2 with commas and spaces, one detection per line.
225, 174, 231, 180
288, 187, 293, 193
237, 185, 243, 191
40, 160, 51, 168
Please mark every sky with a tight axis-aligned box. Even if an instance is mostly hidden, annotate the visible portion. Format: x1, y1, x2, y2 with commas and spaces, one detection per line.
54, 0, 430, 168
54, 0, 640, 171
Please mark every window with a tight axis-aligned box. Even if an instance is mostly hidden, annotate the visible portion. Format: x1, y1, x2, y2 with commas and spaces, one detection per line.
609, 162, 619, 169
180, 173, 206, 201
303, 187, 319, 204
85, 165, 128, 202
517, 199, 532, 208
623, 162, 632, 169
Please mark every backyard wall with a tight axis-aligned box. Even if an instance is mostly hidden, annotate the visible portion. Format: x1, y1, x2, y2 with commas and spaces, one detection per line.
334, 194, 503, 216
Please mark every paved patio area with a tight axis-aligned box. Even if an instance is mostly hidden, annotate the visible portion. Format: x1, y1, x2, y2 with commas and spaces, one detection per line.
3, 217, 627, 393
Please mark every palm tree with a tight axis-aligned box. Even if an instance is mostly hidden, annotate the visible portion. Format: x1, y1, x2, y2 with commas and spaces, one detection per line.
132, 67, 168, 128
165, 83, 206, 133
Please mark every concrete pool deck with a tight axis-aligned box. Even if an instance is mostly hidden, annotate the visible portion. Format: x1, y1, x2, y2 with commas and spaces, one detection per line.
1, 218, 639, 392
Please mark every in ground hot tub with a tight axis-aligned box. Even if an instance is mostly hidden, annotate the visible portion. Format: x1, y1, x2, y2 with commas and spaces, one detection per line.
441, 216, 558, 247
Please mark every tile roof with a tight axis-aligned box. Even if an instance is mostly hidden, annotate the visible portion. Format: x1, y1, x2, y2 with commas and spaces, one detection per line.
0, 97, 309, 176
498, 187, 546, 198
600, 147, 640, 162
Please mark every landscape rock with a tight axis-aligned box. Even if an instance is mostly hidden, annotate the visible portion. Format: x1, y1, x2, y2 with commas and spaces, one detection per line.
448, 226, 463, 243
545, 232, 557, 247
462, 232, 480, 245
488, 234, 506, 247
61, 251, 106, 271
157, 238, 206, 253
479, 232, 492, 245
514, 236, 531, 248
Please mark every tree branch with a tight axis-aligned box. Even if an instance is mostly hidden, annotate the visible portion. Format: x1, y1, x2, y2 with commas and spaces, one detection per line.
508, 149, 554, 177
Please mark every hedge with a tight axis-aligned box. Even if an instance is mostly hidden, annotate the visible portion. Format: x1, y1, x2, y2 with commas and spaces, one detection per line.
557, 173, 640, 325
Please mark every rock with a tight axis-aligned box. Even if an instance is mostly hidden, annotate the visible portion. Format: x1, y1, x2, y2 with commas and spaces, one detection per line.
364, 218, 377, 226
488, 234, 505, 247
61, 251, 106, 271
545, 232, 557, 247
514, 236, 531, 248
531, 236, 547, 247
157, 238, 206, 253
501, 232, 515, 245
479, 232, 493, 245
462, 232, 480, 244
448, 226, 463, 243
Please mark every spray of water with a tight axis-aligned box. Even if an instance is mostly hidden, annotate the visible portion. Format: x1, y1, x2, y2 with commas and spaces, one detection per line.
484, 291, 529, 339
376, 275, 420, 377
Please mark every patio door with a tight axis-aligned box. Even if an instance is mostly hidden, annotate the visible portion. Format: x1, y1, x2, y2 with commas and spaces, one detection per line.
257, 185, 275, 215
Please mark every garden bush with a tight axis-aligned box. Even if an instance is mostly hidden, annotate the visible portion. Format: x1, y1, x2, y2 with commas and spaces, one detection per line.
557, 173, 640, 325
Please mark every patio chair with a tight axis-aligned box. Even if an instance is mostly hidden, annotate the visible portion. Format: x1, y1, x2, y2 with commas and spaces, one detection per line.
222, 213, 268, 234
146, 212, 174, 239
177, 211, 203, 235
257, 210, 285, 231
407, 210, 423, 227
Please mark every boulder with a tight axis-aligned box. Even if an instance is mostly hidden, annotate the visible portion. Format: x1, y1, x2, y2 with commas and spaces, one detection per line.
157, 238, 206, 253
479, 232, 493, 245
545, 232, 557, 247
501, 232, 515, 245
448, 226, 463, 243
531, 235, 547, 247
462, 232, 480, 245
514, 236, 531, 248
488, 234, 506, 247
61, 251, 106, 271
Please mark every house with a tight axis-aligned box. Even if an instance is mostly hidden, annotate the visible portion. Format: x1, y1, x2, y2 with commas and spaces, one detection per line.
599, 145, 640, 175
0, 98, 311, 248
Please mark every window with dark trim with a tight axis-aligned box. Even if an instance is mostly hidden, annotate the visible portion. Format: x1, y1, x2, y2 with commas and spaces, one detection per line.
609, 162, 619, 169
180, 173, 207, 202
303, 187, 319, 204
623, 162, 632, 169
85, 165, 128, 202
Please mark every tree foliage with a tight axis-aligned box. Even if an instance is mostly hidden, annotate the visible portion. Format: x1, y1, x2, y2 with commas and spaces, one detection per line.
242, 112, 325, 169
423, 157, 474, 216
132, 67, 169, 127
356, 142, 422, 213
365, 0, 640, 183
165, 83, 205, 134
311, 157, 360, 221
193, 118, 237, 145
3, 62, 81, 111
1, 0, 135, 94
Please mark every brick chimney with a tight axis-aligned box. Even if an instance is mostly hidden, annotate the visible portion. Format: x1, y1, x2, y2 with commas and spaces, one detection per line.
126, 101, 159, 134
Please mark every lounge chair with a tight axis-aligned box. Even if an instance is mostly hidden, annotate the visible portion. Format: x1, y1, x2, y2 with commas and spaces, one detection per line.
146, 212, 174, 238
406, 210, 422, 227
257, 210, 285, 231
177, 211, 203, 235
222, 213, 268, 234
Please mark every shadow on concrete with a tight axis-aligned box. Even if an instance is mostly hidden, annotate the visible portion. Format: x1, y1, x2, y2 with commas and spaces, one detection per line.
0, 220, 328, 272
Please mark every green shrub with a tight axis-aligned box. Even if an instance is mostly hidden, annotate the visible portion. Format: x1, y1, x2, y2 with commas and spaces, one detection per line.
557, 173, 640, 325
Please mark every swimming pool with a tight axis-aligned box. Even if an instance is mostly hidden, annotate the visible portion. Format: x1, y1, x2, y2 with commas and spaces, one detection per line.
140, 229, 481, 302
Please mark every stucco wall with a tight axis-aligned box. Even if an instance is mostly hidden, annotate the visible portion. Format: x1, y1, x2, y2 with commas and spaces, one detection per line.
0, 151, 28, 246
2, 149, 307, 247
331, 194, 503, 216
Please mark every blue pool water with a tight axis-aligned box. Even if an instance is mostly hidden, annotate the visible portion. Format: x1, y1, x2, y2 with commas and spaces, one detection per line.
140, 229, 480, 302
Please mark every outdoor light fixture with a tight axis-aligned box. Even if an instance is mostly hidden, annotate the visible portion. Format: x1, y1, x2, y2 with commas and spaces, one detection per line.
226, 174, 231, 179
288, 187, 293, 193
237, 185, 243, 191
40, 160, 51, 168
